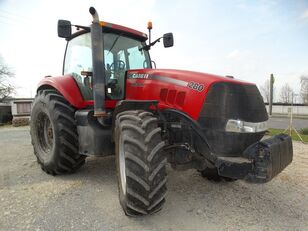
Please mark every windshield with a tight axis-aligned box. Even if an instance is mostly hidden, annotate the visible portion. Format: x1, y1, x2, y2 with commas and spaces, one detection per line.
64, 32, 151, 100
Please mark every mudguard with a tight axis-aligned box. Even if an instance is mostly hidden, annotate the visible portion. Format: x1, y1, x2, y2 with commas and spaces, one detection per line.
38, 75, 89, 108
37, 75, 117, 109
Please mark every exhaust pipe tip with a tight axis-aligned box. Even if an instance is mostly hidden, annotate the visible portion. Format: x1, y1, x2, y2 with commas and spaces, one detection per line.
89, 7, 96, 15
89, 7, 99, 22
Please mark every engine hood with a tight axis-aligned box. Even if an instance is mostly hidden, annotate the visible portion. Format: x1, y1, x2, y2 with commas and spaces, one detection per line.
127, 69, 253, 90
126, 69, 258, 120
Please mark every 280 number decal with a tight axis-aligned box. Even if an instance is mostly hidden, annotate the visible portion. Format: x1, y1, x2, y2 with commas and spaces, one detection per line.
187, 82, 205, 92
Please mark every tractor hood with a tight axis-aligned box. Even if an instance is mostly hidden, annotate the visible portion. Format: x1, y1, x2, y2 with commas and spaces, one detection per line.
126, 69, 262, 120
126, 68, 268, 157
127, 69, 252, 90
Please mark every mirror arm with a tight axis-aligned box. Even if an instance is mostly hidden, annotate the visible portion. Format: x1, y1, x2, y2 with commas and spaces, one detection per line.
73, 25, 90, 31
139, 36, 162, 51
149, 37, 162, 47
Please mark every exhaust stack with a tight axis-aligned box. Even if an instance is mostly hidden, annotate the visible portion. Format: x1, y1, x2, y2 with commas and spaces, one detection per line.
89, 7, 106, 117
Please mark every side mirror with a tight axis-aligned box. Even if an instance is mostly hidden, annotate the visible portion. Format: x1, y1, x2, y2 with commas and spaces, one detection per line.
57, 20, 72, 38
163, 33, 174, 48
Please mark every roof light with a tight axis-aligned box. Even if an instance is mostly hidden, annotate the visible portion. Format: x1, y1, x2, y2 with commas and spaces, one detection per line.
147, 21, 152, 30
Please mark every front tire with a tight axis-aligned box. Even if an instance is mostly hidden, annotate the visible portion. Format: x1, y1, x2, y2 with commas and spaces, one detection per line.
30, 89, 85, 175
115, 110, 167, 216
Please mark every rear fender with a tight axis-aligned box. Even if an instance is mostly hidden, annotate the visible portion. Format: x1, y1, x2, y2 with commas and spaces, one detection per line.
37, 75, 89, 109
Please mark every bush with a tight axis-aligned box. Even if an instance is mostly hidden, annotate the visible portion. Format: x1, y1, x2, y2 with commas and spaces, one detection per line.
12, 117, 30, 127
300, 128, 308, 135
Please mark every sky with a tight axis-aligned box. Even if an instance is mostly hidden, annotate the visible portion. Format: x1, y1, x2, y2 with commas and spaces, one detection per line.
0, 0, 308, 101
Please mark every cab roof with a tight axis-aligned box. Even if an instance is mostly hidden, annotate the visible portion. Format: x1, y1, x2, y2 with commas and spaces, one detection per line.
69, 21, 148, 42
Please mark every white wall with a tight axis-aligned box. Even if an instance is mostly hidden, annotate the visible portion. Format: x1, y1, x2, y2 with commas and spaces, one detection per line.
265, 105, 308, 115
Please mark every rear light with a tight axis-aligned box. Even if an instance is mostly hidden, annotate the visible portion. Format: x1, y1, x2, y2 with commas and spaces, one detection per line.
225, 119, 268, 133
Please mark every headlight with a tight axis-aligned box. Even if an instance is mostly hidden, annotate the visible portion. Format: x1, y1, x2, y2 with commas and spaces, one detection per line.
225, 119, 268, 133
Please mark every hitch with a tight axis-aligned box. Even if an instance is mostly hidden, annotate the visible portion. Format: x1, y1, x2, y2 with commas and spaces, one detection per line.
216, 134, 293, 183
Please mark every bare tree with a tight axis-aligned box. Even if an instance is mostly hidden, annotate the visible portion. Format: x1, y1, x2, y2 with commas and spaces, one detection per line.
260, 80, 270, 103
300, 75, 308, 104
279, 83, 294, 103
0, 56, 15, 102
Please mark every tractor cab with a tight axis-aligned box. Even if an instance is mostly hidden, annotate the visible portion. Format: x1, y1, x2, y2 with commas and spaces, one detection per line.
58, 18, 173, 102
63, 30, 151, 100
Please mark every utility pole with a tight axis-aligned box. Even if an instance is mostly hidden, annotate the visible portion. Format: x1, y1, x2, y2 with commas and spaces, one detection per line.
269, 74, 275, 116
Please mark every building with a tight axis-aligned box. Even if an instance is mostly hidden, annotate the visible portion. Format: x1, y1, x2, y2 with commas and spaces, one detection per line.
10, 98, 34, 126
10, 98, 33, 117
0, 103, 12, 124
0, 98, 34, 126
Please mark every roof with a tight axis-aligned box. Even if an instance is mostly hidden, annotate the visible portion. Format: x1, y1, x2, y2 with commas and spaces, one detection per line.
0, 103, 10, 106
70, 21, 148, 42
8, 98, 34, 101
100, 21, 148, 40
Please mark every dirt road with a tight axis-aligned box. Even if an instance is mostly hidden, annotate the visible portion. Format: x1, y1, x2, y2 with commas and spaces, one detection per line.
0, 126, 307, 230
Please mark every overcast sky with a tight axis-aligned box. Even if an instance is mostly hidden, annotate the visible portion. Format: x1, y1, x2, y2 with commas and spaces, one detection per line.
0, 0, 308, 100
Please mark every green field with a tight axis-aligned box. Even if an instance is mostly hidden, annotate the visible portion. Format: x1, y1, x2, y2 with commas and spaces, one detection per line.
268, 128, 308, 142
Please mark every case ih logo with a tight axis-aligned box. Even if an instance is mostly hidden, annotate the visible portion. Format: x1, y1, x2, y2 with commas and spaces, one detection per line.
187, 81, 205, 92
128, 73, 149, 79
128, 74, 205, 92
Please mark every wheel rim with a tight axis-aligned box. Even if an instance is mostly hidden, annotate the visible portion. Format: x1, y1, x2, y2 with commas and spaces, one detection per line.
119, 132, 127, 196
36, 112, 54, 160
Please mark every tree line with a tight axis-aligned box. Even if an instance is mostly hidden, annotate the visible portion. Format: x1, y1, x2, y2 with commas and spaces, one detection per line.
260, 75, 308, 104
0, 56, 15, 103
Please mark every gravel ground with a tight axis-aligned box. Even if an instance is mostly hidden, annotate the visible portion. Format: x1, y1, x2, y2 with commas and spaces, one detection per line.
0, 126, 307, 231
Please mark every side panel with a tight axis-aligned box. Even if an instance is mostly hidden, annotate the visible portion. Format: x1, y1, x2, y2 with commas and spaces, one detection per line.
37, 75, 117, 109
125, 70, 206, 120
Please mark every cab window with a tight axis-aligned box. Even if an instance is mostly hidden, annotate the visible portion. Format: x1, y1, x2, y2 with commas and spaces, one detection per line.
64, 32, 151, 100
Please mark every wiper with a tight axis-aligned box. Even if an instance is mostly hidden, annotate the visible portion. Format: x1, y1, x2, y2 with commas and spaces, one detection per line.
108, 34, 121, 55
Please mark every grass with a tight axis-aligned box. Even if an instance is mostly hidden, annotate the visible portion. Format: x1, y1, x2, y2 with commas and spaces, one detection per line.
268, 128, 308, 142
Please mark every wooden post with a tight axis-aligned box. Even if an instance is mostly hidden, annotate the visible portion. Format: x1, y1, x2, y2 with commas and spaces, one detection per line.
269, 74, 275, 116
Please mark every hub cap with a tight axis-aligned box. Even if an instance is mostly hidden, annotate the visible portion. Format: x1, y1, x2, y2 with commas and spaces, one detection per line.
36, 112, 54, 160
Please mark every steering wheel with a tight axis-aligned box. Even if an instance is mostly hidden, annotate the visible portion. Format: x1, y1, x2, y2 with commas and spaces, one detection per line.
109, 60, 126, 74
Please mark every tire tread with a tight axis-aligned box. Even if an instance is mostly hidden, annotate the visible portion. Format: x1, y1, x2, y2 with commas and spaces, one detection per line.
30, 89, 86, 175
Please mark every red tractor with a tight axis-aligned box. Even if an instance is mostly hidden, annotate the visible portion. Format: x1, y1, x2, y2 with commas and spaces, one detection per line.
30, 7, 293, 216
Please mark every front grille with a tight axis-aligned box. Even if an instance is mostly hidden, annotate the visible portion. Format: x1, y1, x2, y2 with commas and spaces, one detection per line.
198, 82, 268, 156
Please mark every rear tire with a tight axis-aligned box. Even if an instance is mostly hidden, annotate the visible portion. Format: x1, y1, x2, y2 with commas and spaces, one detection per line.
115, 110, 167, 216
30, 89, 85, 175
200, 167, 237, 182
